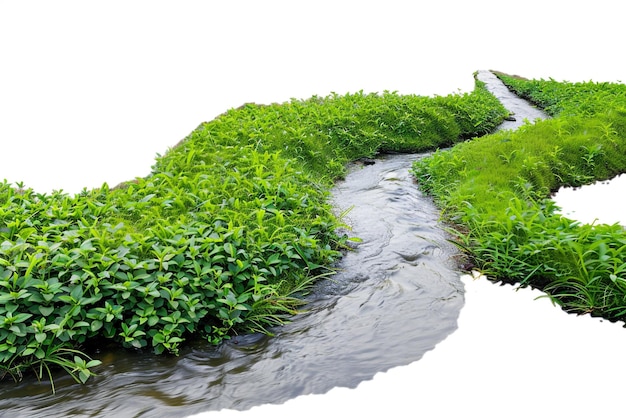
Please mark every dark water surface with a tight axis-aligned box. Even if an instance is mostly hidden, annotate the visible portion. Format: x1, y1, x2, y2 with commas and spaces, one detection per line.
0, 153, 464, 417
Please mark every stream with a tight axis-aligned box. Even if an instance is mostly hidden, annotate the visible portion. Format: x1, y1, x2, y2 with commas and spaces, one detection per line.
0, 154, 464, 418
0, 71, 556, 417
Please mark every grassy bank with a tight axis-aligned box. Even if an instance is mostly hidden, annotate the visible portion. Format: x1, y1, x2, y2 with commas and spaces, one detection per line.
412, 72, 626, 323
0, 81, 508, 388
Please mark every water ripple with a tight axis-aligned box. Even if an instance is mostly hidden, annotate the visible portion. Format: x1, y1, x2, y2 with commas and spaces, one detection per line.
0, 153, 464, 418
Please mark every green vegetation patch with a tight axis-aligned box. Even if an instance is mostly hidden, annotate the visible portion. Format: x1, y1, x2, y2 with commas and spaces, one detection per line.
0, 82, 508, 388
493, 71, 626, 117
413, 72, 626, 325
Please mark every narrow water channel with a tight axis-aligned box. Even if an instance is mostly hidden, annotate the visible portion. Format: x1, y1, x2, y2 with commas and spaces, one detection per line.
0, 154, 464, 418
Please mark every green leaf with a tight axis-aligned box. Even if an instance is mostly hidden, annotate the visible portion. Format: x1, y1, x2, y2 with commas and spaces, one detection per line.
86, 359, 102, 368
79, 370, 91, 384
140, 194, 156, 203
80, 239, 95, 251
70, 285, 84, 300
38, 305, 54, 317
22, 347, 36, 356
35, 347, 45, 359
9, 324, 27, 337
12, 313, 33, 324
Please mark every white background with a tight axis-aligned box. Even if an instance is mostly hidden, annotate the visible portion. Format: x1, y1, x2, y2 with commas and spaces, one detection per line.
1, 0, 624, 194
2, 2, 626, 417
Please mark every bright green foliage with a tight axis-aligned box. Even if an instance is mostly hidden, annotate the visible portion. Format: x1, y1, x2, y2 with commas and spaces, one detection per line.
413, 72, 626, 323
190, 87, 507, 182
0, 80, 508, 388
494, 71, 626, 117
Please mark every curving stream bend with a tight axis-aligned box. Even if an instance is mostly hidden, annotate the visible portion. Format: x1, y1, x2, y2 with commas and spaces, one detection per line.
1, 70, 542, 418
0, 154, 464, 418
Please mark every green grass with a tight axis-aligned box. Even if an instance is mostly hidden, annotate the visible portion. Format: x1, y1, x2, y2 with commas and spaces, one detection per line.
493, 71, 626, 117
0, 80, 508, 389
412, 71, 626, 324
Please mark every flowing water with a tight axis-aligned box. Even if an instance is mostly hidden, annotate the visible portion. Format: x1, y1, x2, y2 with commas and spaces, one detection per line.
475, 70, 550, 129
1, 71, 562, 417
0, 154, 464, 418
